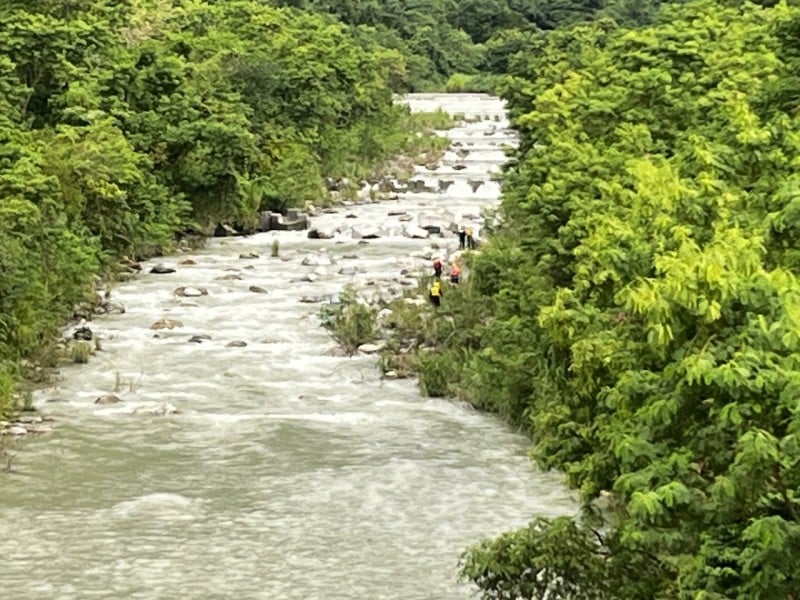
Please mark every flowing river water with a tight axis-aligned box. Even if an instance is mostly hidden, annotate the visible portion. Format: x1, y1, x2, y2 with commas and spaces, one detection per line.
0, 94, 574, 599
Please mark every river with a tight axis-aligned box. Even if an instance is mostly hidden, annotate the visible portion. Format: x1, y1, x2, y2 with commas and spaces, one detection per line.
0, 94, 574, 599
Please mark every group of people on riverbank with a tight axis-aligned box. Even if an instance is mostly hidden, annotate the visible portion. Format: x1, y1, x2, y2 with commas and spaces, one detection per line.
429, 257, 461, 307
457, 226, 476, 251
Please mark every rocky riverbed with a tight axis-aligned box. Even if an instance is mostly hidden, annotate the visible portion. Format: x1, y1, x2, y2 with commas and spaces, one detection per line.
0, 94, 574, 600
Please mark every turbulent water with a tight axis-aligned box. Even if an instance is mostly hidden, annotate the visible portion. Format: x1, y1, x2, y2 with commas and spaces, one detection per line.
0, 94, 574, 599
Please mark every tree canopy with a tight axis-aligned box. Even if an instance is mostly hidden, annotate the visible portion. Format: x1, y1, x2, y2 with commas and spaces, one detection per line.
399, 0, 800, 596
272, 0, 667, 89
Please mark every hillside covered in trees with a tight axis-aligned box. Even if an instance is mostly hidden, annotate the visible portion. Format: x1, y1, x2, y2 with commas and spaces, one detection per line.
273, 0, 667, 89
377, 0, 800, 597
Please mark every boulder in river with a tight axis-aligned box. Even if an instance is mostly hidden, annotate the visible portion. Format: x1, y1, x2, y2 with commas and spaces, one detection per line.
72, 326, 93, 341
215, 273, 243, 281
307, 227, 336, 239
468, 179, 485, 193
188, 334, 211, 343
174, 287, 208, 297
402, 225, 430, 239
150, 264, 176, 274
226, 340, 248, 348
214, 223, 240, 237
150, 318, 183, 330
351, 225, 381, 239
249, 285, 268, 294
95, 394, 122, 405
239, 252, 260, 259
301, 253, 334, 267
4, 425, 28, 436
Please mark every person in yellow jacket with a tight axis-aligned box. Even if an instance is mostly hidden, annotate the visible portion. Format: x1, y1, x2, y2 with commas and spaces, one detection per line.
466, 227, 475, 249
429, 280, 443, 307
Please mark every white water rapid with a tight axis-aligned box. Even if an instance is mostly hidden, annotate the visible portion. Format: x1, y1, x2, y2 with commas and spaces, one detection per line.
0, 94, 574, 599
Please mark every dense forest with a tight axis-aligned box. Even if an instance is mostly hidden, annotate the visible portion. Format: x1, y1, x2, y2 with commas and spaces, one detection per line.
275, 0, 667, 89
376, 0, 800, 597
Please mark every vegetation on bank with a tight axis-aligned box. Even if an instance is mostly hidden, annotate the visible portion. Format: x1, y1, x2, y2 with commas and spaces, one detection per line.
0, 0, 448, 417
329, 0, 800, 597
274, 0, 668, 90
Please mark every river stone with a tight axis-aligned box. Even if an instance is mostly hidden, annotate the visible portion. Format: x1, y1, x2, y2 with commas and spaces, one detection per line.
358, 342, 385, 354
249, 285, 268, 294
216, 273, 243, 281
301, 253, 334, 267
151, 318, 183, 330
351, 225, 381, 239
307, 227, 335, 240
468, 179, 484, 193
174, 286, 208, 297
95, 394, 122, 405
403, 225, 430, 239
188, 334, 211, 343
180, 258, 197, 265
16, 415, 43, 424
27, 425, 53, 434
239, 252, 260, 259
300, 296, 321, 303
5, 425, 27, 436
150, 264, 176, 274
226, 340, 247, 347
72, 326, 93, 341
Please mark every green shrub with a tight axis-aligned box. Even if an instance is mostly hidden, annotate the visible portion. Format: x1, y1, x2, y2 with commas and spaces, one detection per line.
70, 342, 92, 364
0, 368, 14, 417
321, 286, 377, 354
417, 348, 461, 397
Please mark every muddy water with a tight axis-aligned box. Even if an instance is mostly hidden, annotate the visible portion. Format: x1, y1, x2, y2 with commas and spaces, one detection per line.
0, 94, 573, 599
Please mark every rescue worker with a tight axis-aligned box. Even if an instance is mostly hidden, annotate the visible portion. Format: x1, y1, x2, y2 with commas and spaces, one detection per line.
433, 258, 443, 278
466, 227, 475, 250
449, 262, 461, 285
429, 279, 442, 307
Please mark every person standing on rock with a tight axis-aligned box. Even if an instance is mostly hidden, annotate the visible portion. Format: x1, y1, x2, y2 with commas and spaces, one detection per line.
433, 258, 443, 278
458, 226, 467, 250
449, 262, 461, 285
466, 227, 475, 250
429, 279, 443, 308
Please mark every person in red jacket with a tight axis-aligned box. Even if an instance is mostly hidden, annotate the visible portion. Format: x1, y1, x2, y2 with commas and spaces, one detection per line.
433, 259, 442, 278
